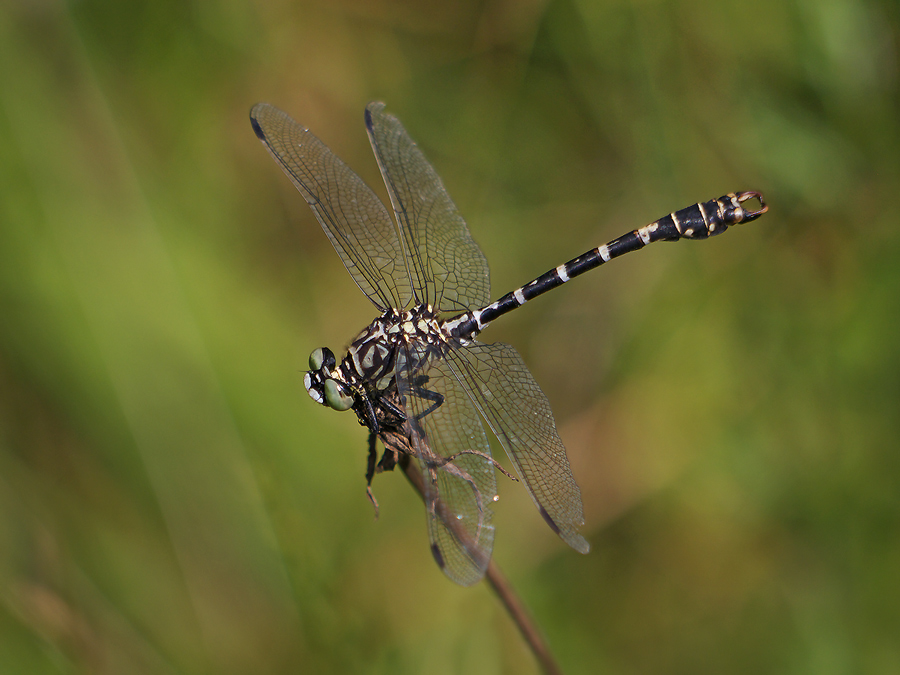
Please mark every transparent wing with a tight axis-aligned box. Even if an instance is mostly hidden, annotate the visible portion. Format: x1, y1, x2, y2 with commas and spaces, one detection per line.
365, 102, 491, 314
395, 344, 497, 586
250, 103, 411, 311
448, 342, 590, 554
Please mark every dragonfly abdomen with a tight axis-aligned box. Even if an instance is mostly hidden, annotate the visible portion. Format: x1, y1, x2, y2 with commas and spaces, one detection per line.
446, 191, 767, 339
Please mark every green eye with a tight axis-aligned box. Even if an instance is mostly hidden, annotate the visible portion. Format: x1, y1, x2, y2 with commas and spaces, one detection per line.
309, 348, 325, 370
309, 347, 337, 372
324, 379, 354, 411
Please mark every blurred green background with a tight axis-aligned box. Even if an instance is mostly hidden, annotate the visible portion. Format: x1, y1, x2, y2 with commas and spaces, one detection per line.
1, 0, 898, 673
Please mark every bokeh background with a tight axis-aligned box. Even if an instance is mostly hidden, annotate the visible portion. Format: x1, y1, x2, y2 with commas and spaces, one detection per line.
2, 0, 898, 673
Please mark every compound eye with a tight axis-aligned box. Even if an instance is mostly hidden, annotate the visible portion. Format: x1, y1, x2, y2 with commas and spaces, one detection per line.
309, 347, 334, 370
309, 347, 337, 372
323, 379, 354, 411
309, 348, 324, 371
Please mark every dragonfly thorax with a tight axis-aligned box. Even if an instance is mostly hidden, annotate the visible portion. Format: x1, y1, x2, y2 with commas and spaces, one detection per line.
304, 305, 448, 414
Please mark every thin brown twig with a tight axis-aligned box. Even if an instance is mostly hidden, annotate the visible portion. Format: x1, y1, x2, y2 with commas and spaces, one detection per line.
395, 447, 564, 675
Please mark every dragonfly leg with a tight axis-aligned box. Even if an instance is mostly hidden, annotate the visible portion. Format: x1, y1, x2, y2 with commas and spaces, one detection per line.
391, 373, 445, 421
409, 384, 444, 420
427, 458, 489, 547
408, 417, 489, 547
376, 391, 405, 418
377, 447, 399, 472
440, 449, 518, 482
353, 386, 383, 437
365, 431, 380, 518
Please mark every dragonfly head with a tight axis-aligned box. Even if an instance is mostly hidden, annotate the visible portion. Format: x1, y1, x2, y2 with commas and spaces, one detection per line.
305, 347, 354, 411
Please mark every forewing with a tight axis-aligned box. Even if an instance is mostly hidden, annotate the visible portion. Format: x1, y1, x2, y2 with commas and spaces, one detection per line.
395, 344, 497, 586
365, 102, 490, 313
250, 103, 411, 310
448, 342, 590, 554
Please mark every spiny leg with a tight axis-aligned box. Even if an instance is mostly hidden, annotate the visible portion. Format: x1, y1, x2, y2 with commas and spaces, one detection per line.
439, 448, 518, 482
408, 384, 443, 420
400, 372, 445, 421
374, 376, 443, 422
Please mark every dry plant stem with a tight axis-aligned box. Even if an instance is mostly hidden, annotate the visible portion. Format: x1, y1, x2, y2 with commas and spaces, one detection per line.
396, 450, 564, 675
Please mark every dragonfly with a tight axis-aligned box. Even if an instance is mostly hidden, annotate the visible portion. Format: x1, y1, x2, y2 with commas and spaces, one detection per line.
250, 102, 767, 586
